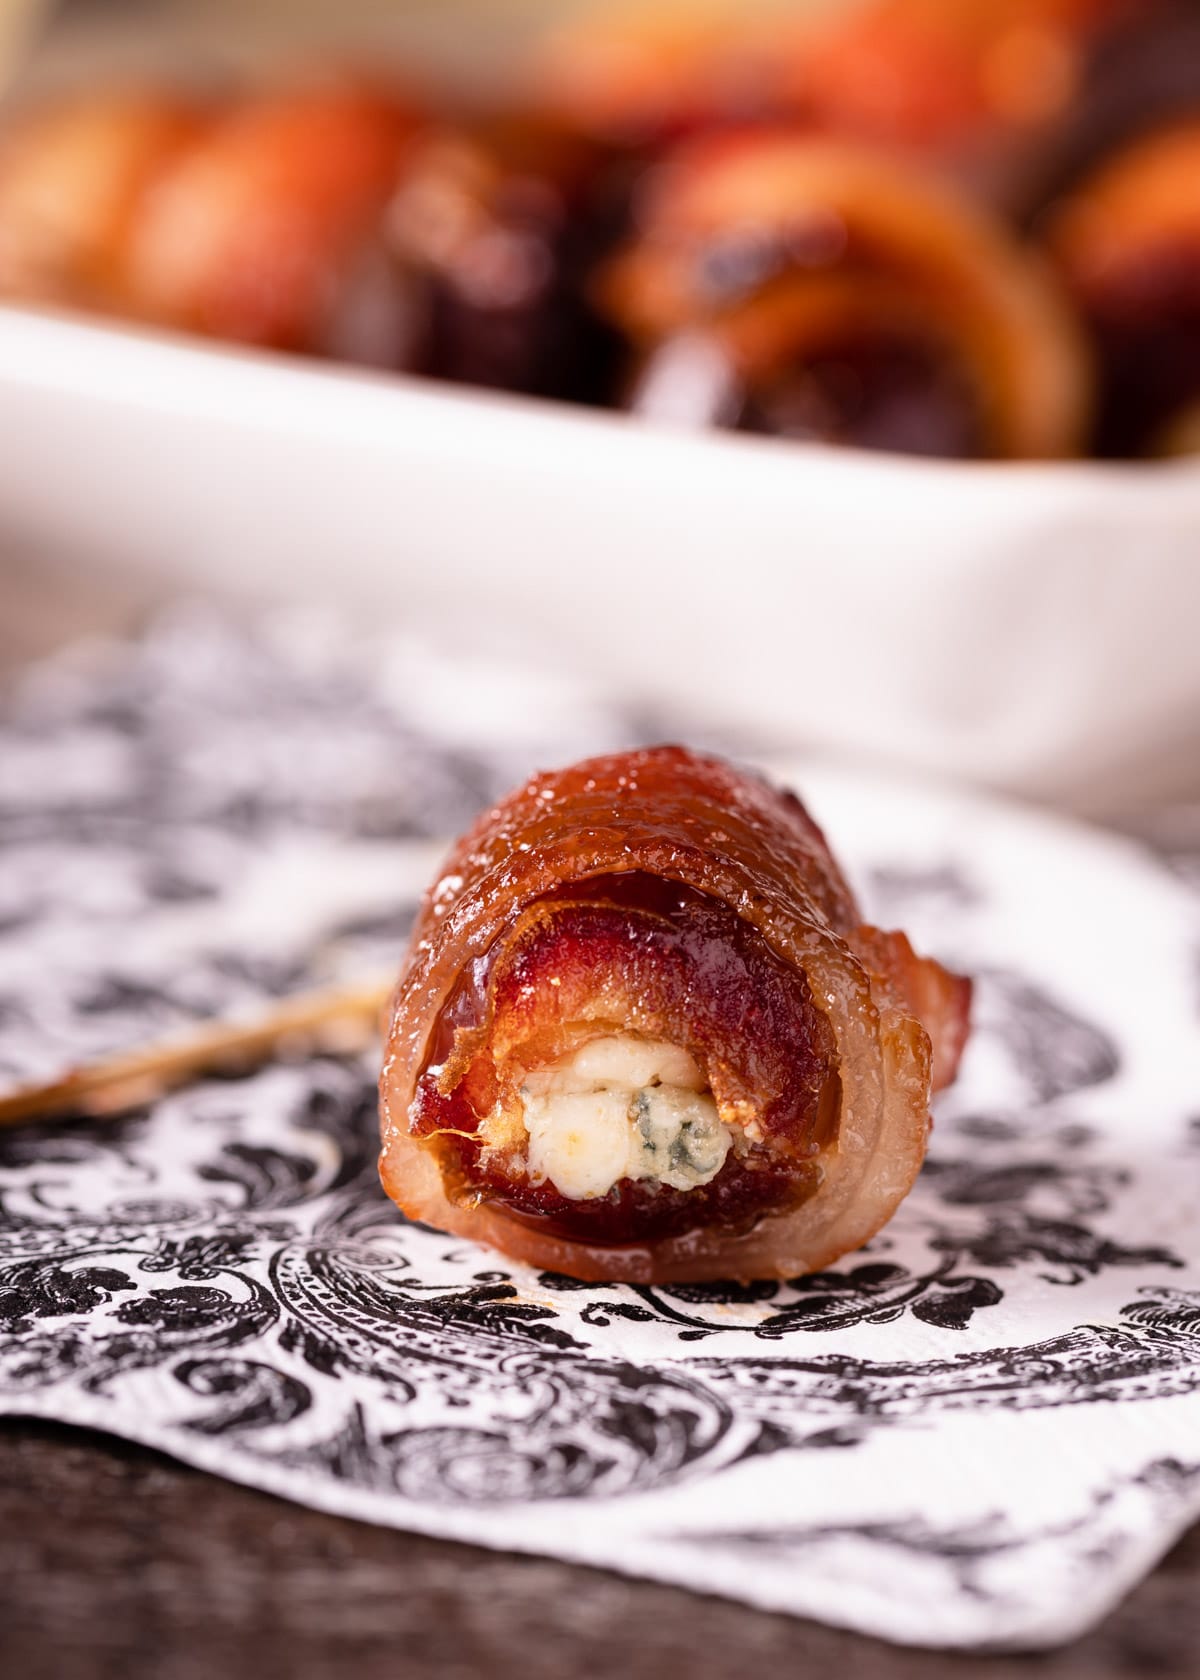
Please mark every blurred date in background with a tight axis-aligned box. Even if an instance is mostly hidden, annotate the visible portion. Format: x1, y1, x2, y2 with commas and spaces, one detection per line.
7, 0, 1200, 460
0, 0, 1197, 820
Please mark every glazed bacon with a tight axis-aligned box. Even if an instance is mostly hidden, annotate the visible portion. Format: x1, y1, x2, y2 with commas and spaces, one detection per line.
379, 747, 970, 1283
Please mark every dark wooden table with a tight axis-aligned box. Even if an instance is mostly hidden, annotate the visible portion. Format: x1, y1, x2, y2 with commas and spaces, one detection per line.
2, 1419, 1199, 1680
2, 566, 1198, 1680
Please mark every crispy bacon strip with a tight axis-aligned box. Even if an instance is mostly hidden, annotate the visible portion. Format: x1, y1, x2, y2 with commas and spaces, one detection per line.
379, 747, 970, 1283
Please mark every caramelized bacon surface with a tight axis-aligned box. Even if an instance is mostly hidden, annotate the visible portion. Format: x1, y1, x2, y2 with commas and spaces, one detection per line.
379, 747, 971, 1283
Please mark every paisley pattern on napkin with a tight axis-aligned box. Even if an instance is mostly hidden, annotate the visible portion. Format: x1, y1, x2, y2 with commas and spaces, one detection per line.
0, 612, 1198, 1650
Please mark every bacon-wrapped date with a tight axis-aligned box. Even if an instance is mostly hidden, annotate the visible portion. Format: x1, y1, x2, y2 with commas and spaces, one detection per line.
0, 84, 622, 396
1031, 4, 1200, 455
0, 90, 210, 311
119, 84, 421, 358
771, 0, 1130, 183
379, 747, 970, 1284
383, 118, 622, 402
532, 3, 777, 148
533, 0, 1131, 206
1024, 0, 1200, 207
598, 133, 1090, 458
0, 83, 422, 361
1043, 119, 1200, 456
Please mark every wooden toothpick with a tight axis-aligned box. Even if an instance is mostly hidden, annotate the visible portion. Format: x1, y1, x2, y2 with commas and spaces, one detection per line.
0, 976, 394, 1129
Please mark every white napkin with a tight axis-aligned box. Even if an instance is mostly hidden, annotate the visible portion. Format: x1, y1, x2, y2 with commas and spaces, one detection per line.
1, 611, 1197, 1650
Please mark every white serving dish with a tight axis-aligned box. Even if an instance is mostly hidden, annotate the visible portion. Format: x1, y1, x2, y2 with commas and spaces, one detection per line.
0, 303, 1197, 814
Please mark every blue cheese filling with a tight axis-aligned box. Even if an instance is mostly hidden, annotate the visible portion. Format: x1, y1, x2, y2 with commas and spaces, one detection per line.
500, 1034, 734, 1202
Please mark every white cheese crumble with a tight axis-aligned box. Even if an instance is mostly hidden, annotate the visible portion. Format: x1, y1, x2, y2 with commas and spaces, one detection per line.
514, 1034, 733, 1201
